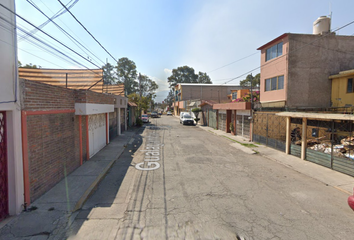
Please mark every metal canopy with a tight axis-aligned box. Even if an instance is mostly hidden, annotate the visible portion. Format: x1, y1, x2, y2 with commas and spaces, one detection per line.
276, 112, 354, 121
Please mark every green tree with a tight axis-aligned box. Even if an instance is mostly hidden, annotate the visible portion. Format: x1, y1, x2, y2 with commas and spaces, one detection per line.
116, 57, 138, 95
139, 74, 158, 97
128, 93, 153, 114
102, 62, 117, 85
167, 66, 198, 88
197, 71, 212, 84
239, 73, 260, 87
164, 89, 175, 107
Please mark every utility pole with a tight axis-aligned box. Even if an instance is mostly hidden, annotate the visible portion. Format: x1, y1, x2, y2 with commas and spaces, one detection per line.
250, 73, 253, 109
139, 73, 142, 117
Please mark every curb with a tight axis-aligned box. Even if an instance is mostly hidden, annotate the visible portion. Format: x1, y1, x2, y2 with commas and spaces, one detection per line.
72, 134, 135, 212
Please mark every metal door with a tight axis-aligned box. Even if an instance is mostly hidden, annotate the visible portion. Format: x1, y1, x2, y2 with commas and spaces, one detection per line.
236, 115, 250, 139
0, 112, 8, 221
208, 110, 217, 129
88, 114, 106, 157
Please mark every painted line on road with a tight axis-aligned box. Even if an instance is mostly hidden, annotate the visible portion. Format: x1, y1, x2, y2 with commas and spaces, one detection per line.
128, 138, 134, 145
333, 186, 351, 195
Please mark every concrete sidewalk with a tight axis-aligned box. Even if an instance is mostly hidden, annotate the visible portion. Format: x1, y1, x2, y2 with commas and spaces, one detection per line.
198, 125, 354, 195
0, 128, 139, 240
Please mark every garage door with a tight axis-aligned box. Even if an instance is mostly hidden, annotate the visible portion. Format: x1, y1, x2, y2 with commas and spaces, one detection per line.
88, 114, 106, 157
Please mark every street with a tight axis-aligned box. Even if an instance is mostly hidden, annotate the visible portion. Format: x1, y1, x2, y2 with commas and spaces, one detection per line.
65, 115, 354, 240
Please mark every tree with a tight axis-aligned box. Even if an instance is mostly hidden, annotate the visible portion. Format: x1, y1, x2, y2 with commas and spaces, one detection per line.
167, 66, 198, 88
116, 57, 138, 95
18, 61, 40, 68
102, 62, 117, 85
239, 73, 260, 87
197, 71, 212, 84
164, 89, 175, 107
128, 93, 153, 114
139, 74, 158, 97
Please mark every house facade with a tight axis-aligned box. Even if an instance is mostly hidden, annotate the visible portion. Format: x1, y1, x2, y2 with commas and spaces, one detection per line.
329, 69, 354, 109
257, 33, 354, 108
173, 83, 243, 115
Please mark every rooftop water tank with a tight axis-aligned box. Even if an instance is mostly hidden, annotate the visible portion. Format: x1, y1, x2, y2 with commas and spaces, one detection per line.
313, 16, 331, 35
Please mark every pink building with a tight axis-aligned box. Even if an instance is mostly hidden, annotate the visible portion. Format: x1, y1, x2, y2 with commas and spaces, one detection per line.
257, 33, 354, 109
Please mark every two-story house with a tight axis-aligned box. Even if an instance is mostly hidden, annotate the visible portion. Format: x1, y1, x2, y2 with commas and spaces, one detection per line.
257, 30, 354, 109
173, 83, 243, 115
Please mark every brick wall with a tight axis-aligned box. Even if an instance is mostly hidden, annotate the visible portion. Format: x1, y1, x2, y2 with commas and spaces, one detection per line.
74, 89, 115, 104
27, 113, 78, 201
21, 79, 75, 111
21, 79, 116, 202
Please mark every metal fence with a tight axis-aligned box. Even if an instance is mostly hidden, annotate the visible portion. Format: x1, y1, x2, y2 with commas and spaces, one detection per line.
253, 112, 286, 152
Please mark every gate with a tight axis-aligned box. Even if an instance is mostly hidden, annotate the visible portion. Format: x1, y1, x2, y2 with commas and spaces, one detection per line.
208, 110, 217, 129
253, 112, 286, 152
236, 115, 250, 139
0, 111, 8, 221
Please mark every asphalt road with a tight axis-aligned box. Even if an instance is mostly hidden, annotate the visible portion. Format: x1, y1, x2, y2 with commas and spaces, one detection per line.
66, 115, 354, 240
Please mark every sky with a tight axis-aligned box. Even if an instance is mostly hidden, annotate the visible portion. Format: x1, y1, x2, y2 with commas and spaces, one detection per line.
13, 0, 354, 102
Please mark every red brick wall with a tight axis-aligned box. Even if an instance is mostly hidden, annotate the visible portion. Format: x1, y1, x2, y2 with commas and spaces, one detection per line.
74, 89, 115, 104
27, 113, 79, 201
21, 79, 75, 111
21, 79, 114, 202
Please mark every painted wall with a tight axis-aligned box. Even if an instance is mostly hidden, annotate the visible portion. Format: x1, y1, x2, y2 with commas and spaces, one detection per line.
259, 36, 288, 104
330, 71, 354, 107
0, 0, 24, 216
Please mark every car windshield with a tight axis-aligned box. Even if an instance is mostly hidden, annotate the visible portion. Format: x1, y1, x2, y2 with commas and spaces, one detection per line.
142, 115, 148, 117
184, 114, 191, 118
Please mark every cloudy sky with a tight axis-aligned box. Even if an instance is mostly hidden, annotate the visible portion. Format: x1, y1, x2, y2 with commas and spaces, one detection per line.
14, 0, 354, 102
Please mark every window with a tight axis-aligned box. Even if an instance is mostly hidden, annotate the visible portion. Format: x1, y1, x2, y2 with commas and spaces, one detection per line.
232, 92, 237, 99
266, 42, 283, 61
347, 78, 353, 93
265, 75, 284, 91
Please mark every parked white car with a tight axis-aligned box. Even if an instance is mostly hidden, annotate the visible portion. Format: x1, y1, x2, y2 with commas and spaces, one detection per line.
180, 112, 194, 125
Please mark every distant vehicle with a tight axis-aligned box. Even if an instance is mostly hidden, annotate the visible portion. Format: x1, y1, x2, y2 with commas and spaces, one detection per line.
180, 112, 194, 125
158, 112, 162, 115
141, 114, 149, 123
167, 111, 172, 116
151, 111, 158, 118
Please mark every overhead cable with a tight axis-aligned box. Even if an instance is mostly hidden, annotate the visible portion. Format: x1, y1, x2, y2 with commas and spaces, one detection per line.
57, 0, 118, 63
0, 3, 101, 69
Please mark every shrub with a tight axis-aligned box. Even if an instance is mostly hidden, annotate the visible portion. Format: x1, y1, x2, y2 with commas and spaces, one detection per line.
136, 118, 143, 127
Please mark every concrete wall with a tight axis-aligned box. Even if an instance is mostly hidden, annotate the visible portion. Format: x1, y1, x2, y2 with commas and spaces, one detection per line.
179, 85, 243, 101
0, 0, 24, 216
287, 34, 354, 108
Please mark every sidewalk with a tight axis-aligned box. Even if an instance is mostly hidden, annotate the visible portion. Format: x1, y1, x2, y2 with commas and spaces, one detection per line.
198, 125, 354, 195
0, 128, 139, 240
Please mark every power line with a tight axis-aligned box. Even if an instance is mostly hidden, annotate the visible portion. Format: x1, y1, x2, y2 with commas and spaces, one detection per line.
19, 0, 79, 41
38, 0, 104, 66
207, 52, 259, 74
57, 0, 118, 63
219, 19, 354, 86
0, 3, 101, 69
25, 0, 105, 66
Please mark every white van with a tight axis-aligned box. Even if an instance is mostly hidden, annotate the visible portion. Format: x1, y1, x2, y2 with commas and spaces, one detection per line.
180, 112, 194, 125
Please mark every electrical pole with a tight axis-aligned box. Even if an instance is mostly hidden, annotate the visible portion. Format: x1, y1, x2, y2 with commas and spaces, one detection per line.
139, 73, 142, 117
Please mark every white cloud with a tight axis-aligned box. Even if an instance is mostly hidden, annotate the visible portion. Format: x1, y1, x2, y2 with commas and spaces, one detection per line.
164, 68, 172, 75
